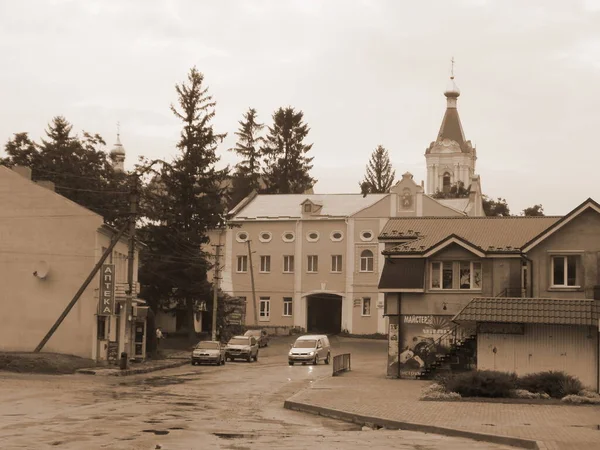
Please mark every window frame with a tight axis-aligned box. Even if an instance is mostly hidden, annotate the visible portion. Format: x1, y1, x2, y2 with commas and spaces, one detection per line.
359, 249, 374, 272
331, 254, 343, 273
330, 230, 344, 242
283, 255, 295, 273
259, 255, 271, 273
283, 297, 293, 317
361, 297, 371, 317
307, 255, 319, 273
430, 260, 483, 291
259, 297, 270, 321
236, 231, 249, 243
236, 255, 248, 273
550, 254, 580, 288
259, 231, 272, 243
360, 230, 374, 242
307, 231, 320, 242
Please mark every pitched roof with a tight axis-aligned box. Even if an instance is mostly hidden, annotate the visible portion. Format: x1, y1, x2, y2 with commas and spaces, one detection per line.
453, 297, 600, 326
437, 106, 467, 152
231, 193, 388, 220
380, 216, 561, 255
436, 197, 470, 214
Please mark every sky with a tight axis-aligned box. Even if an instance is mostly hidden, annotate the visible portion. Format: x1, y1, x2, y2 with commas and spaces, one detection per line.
1, 0, 599, 216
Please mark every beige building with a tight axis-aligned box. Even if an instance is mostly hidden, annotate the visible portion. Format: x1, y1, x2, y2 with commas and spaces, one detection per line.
0, 165, 146, 362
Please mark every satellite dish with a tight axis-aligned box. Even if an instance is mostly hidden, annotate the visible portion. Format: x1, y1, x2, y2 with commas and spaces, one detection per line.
33, 261, 50, 279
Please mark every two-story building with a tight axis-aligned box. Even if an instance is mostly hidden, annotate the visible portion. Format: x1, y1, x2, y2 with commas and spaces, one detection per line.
379, 198, 600, 391
0, 165, 146, 363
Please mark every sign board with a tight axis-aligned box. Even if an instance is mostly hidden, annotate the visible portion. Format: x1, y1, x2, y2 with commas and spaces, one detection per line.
478, 322, 525, 335
107, 341, 118, 361
97, 264, 116, 316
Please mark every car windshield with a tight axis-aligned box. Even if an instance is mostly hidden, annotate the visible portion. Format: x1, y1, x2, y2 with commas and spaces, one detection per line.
196, 342, 219, 350
244, 330, 260, 337
228, 338, 249, 346
294, 340, 317, 348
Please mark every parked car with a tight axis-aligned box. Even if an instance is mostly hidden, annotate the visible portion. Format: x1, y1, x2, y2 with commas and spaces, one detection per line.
244, 329, 270, 348
288, 334, 331, 366
191, 340, 226, 366
225, 335, 259, 362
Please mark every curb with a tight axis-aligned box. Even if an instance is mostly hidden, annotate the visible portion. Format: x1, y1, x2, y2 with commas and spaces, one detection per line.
77, 360, 189, 376
283, 399, 543, 450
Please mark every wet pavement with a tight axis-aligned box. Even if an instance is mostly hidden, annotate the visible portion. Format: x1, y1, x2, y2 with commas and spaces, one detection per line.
0, 336, 514, 449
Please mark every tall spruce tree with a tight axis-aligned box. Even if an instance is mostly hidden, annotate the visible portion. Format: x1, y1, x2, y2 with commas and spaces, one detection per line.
228, 108, 264, 208
360, 145, 395, 195
1, 117, 128, 225
262, 106, 315, 194
139, 67, 229, 341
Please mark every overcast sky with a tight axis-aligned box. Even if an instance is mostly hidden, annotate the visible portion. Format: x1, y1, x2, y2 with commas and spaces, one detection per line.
1, 0, 599, 215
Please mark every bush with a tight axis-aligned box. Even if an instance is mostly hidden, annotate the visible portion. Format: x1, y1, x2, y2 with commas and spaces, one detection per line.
517, 371, 583, 399
510, 389, 550, 400
440, 370, 518, 398
562, 394, 600, 405
419, 383, 461, 401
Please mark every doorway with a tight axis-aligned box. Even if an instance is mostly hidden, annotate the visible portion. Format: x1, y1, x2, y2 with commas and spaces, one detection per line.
306, 294, 342, 334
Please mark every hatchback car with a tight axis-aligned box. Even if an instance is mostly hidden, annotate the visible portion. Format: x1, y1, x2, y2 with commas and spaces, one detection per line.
288, 334, 331, 365
191, 340, 226, 366
244, 329, 269, 348
225, 335, 259, 362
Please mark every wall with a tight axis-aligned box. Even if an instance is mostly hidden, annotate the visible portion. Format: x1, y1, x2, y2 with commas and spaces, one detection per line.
0, 167, 104, 358
478, 324, 598, 389
527, 209, 600, 299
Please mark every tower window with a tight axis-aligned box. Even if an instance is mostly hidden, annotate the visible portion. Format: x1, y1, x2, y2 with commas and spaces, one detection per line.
443, 172, 451, 193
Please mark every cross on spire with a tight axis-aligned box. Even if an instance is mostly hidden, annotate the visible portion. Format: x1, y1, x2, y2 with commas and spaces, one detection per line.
450, 56, 455, 79
116, 121, 121, 138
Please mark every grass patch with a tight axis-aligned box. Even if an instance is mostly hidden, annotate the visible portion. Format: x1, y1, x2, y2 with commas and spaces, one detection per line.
0, 352, 95, 375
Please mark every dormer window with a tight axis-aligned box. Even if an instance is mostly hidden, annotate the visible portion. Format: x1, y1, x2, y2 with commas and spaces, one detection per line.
304, 203, 312, 213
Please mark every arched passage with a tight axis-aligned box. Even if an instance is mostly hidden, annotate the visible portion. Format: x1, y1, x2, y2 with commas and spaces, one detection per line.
306, 293, 342, 334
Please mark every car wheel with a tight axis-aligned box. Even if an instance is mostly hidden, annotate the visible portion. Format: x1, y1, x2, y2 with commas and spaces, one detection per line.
191, 361, 195, 366
289, 361, 294, 366
325, 353, 330, 365
246, 355, 251, 362
221, 357, 225, 365
313, 355, 318, 365
254, 352, 258, 362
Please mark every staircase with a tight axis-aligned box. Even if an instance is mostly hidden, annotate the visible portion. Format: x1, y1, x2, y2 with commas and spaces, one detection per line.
415, 325, 477, 380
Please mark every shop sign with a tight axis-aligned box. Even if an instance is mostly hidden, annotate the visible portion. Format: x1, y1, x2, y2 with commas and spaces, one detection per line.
98, 264, 116, 316
478, 322, 524, 335
107, 341, 118, 361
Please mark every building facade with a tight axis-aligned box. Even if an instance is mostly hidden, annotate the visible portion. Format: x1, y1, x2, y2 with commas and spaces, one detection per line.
0, 165, 146, 363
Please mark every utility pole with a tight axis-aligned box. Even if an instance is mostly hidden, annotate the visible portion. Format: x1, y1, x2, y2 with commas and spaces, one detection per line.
211, 243, 222, 341
124, 174, 138, 358
246, 239, 258, 326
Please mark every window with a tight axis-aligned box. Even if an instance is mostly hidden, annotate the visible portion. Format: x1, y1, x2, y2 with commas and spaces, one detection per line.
283, 255, 294, 273
307, 255, 318, 273
97, 316, 107, 340
259, 297, 270, 321
360, 249, 374, 272
552, 255, 579, 287
260, 255, 271, 273
283, 297, 293, 316
282, 231, 295, 242
362, 297, 371, 316
237, 255, 248, 273
431, 261, 482, 290
331, 231, 343, 241
331, 255, 343, 272
360, 230, 374, 242
259, 231, 272, 243
443, 172, 451, 193
307, 231, 320, 242
236, 231, 249, 243
304, 203, 312, 213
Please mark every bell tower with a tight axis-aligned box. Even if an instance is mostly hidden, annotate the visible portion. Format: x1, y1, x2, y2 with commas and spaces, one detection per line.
425, 60, 477, 195
110, 122, 126, 173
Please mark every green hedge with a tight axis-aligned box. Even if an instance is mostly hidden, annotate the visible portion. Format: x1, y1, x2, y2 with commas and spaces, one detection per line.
517, 371, 583, 399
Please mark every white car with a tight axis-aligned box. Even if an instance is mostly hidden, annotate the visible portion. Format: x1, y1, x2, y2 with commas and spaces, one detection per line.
288, 335, 331, 365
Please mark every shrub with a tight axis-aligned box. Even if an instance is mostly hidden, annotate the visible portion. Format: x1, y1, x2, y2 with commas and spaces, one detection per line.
441, 370, 517, 398
510, 389, 550, 400
419, 383, 461, 401
562, 394, 600, 405
517, 371, 583, 399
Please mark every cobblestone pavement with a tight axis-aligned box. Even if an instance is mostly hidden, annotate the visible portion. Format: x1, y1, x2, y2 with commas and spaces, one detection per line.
0, 336, 514, 449
286, 340, 600, 450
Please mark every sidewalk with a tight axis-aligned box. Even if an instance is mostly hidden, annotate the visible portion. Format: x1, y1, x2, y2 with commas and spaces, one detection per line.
77, 350, 191, 376
284, 365, 600, 450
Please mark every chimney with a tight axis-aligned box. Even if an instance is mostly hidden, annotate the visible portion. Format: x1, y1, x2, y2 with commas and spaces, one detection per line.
36, 180, 56, 192
12, 165, 32, 180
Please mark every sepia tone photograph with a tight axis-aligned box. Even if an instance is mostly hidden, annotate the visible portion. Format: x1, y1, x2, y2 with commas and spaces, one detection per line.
0, 1, 599, 449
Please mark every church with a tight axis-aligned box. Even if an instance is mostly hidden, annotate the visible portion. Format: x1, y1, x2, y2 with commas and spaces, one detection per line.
208, 74, 486, 336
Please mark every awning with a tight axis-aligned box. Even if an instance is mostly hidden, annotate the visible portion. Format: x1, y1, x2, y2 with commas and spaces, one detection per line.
453, 297, 600, 326
378, 258, 425, 291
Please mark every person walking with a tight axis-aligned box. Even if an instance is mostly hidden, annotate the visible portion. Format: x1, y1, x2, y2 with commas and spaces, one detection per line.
156, 327, 164, 349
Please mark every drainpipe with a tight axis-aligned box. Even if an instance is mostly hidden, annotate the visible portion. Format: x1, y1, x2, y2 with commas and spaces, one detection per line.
520, 253, 533, 297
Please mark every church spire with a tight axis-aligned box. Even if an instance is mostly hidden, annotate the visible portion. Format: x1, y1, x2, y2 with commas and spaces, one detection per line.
110, 121, 126, 173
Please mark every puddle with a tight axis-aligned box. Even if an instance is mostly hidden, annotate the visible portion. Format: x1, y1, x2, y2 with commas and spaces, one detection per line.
173, 401, 197, 406
570, 425, 600, 430
144, 419, 163, 424
143, 429, 170, 435
169, 426, 185, 430
213, 432, 256, 440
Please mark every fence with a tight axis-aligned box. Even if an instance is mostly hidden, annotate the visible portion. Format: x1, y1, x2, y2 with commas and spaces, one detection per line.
332, 353, 351, 376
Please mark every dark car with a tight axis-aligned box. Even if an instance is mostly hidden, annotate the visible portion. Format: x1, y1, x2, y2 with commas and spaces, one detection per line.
225, 335, 259, 362
191, 341, 226, 366
244, 329, 269, 348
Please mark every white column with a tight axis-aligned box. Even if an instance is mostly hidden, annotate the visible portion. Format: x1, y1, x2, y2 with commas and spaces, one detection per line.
343, 218, 355, 333
293, 220, 304, 330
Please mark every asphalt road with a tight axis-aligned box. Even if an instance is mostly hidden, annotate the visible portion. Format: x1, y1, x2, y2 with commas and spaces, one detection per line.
0, 336, 513, 449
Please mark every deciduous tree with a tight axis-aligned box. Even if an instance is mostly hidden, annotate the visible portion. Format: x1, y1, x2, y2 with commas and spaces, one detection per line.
522, 204, 544, 216
483, 196, 511, 216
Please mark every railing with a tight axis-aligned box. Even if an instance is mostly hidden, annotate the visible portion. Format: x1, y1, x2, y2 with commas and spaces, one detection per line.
332, 353, 351, 376
419, 323, 477, 363
495, 287, 527, 298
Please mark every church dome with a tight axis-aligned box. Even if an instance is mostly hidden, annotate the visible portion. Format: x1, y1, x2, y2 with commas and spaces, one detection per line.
110, 135, 125, 157
444, 76, 461, 98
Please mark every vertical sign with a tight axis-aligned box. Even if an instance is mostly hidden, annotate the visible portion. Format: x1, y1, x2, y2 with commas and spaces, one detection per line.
98, 264, 115, 316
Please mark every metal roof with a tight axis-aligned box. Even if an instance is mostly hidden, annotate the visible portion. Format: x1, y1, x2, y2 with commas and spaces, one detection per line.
453, 297, 600, 326
380, 216, 561, 254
